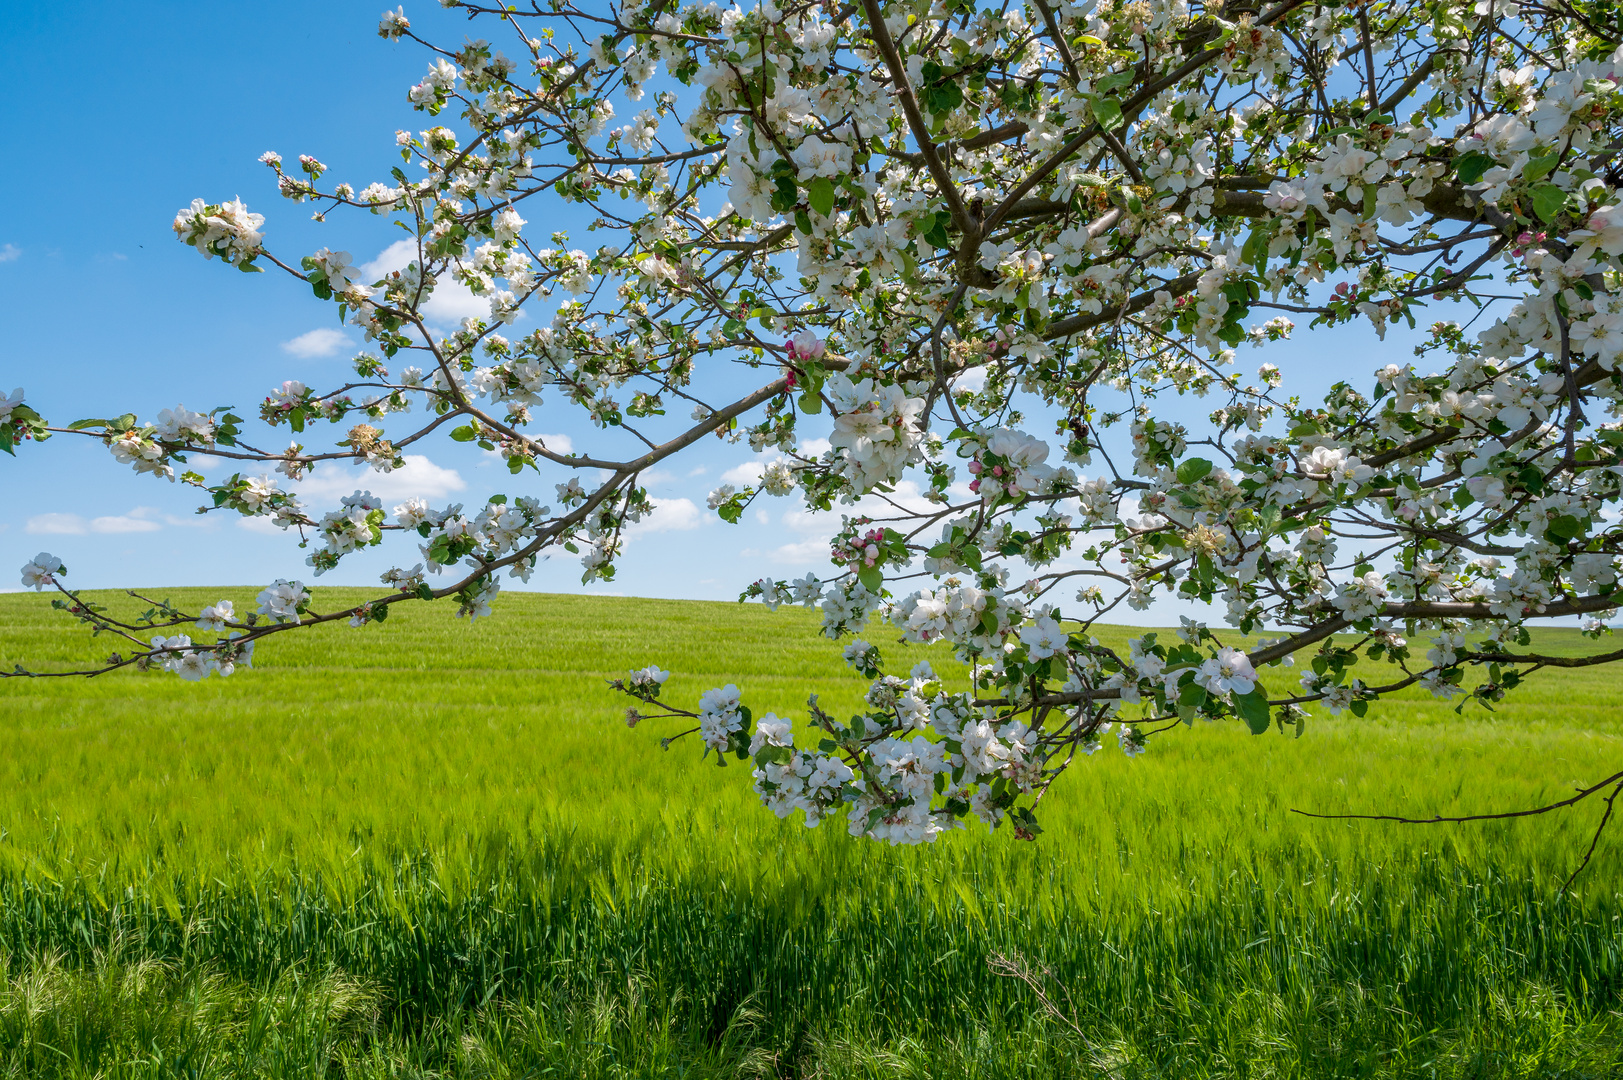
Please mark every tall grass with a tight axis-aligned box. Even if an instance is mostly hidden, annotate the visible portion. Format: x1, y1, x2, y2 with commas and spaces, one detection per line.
1, 589, 1622, 1076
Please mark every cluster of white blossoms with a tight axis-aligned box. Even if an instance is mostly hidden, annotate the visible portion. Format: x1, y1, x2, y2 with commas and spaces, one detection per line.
15, 0, 1623, 842
256, 580, 310, 624
147, 632, 253, 680
968, 428, 1077, 501
696, 683, 744, 751
718, 658, 1059, 844
172, 198, 265, 267
824, 375, 927, 496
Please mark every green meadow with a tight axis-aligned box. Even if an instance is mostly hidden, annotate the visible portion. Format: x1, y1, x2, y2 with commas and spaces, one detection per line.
1, 587, 1622, 1078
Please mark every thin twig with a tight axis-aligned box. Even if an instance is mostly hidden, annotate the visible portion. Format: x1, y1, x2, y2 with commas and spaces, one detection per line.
1295, 770, 1623, 889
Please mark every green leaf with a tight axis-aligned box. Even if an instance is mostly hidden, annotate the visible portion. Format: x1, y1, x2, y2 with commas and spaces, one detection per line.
1091, 96, 1124, 130
806, 176, 836, 218
920, 211, 952, 250
798, 389, 823, 414
66, 418, 109, 431
1531, 183, 1567, 223
449, 425, 478, 442
1241, 226, 1269, 268
1522, 152, 1560, 183
1547, 514, 1585, 539
1175, 457, 1214, 485
927, 80, 963, 115
1235, 688, 1271, 734
1454, 150, 1497, 184
857, 565, 884, 594
1095, 70, 1135, 94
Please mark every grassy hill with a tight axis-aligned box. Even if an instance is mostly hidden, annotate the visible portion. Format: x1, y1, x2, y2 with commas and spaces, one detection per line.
1, 588, 1621, 1078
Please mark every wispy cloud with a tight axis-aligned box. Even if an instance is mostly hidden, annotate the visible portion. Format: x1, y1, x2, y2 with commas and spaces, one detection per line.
289, 454, 467, 507
26, 508, 166, 535
720, 461, 765, 487
236, 516, 288, 536
0, 244, 19, 263
748, 537, 829, 565
91, 514, 164, 534
747, 482, 937, 567
627, 497, 703, 537
954, 367, 988, 394
281, 327, 351, 358
363, 240, 493, 327
25, 513, 87, 536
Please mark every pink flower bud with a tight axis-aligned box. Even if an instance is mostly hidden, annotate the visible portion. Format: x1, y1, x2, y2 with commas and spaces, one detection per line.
791, 329, 824, 360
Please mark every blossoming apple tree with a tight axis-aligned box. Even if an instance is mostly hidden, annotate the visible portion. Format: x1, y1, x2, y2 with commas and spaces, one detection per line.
8, 0, 1623, 844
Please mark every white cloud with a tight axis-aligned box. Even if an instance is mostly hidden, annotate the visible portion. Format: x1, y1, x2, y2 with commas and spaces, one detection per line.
281, 327, 351, 358
90, 514, 162, 534
799, 437, 832, 456
750, 537, 830, 566
754, 482, 938, 567
0, 244, 19, 263
627, 497, 703, 536
749, 506, 836, 566
720, 460, 765, 487
26, 508, 165, 535
289, 454, 467, 506
363, 240, 495, 327
26, 513, 88, 535
954, 367, 988, 394
478, 436, 572, 470
236, 516, 289, 536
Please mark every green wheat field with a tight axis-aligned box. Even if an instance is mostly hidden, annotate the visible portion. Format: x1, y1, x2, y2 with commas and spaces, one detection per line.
2, 588, 1623, 1078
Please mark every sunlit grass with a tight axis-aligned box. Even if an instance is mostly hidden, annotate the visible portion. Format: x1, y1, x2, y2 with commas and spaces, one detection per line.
1, 588, 1622, 1077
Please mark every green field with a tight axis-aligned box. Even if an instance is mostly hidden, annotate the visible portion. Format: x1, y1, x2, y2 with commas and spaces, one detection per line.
2, 588, 1623, 1078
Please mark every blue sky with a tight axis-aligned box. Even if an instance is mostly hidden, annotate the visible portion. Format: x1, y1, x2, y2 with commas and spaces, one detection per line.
1, 1, 1424, 622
